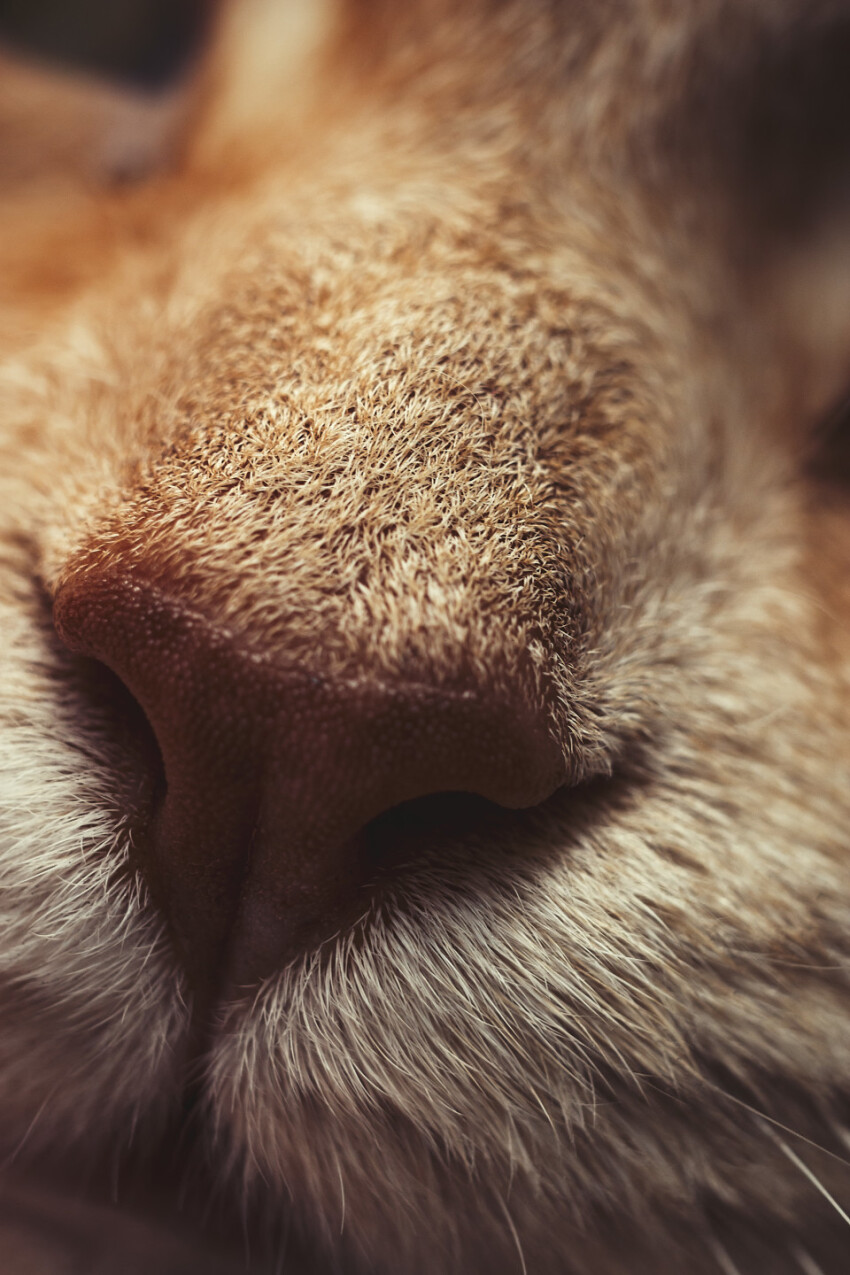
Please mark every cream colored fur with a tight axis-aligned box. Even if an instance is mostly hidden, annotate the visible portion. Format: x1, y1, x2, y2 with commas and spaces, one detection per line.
1, 1, 850, 1271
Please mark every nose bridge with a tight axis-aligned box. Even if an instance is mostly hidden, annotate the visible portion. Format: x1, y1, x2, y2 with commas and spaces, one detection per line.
69, 230, 568, 664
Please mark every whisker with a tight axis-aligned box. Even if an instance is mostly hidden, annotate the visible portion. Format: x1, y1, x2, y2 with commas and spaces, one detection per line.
337, 1156, 346, 1236
794, 1245, 826, 1275
0, 1089, 55, 1170
708, 1235, 744, 1275
703, 1082, 850, 1170
835, 1125, 850, 1155
496, 1192, 528, 1275
773, 1135, 850, 1228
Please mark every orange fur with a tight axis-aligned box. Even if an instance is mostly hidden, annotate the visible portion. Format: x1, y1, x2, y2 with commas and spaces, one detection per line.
1, 2, 850, 1271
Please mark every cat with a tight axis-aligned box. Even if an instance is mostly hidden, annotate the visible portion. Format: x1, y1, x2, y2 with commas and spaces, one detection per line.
1, 1, 850, 1271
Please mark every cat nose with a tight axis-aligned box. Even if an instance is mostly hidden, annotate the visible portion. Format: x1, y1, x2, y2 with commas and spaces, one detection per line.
53, 569, 565, 994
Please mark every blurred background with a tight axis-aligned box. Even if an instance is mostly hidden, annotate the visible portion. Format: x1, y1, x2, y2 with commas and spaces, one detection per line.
0, 0, 222, 187
0, 0, 211, 89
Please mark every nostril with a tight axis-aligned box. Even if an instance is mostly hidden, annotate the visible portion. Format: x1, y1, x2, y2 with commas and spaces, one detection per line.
357, 790, 510, 881
65, 653, 167, 822
53, 566, 567, 995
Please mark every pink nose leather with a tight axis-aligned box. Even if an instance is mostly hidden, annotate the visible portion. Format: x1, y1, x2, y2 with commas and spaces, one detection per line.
54, 569, 565, 993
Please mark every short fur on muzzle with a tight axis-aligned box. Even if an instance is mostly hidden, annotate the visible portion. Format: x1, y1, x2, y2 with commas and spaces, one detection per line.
1, 1, 850, 1272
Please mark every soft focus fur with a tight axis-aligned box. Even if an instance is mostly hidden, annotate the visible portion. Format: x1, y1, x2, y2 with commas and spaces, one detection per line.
1, 1, 850, 1271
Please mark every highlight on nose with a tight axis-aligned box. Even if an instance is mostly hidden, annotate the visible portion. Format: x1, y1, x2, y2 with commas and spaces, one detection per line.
53, 567, 566, 993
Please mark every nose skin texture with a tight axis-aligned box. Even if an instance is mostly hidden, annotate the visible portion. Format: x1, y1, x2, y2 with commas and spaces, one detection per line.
53, 569, 566, 995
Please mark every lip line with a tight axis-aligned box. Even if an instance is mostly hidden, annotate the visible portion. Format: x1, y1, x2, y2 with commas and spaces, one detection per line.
167, 771, 612, 1083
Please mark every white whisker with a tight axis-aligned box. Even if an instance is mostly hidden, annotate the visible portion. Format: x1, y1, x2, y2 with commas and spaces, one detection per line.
794, 1245, 826, 1275
709, 1235, 743, 1275
337, 1156, 346, 1236
496, 1193, 527, 1275
0, 1090, 55, 1170
775, 1136, 850, 1228
707, 1084, 850, 1170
